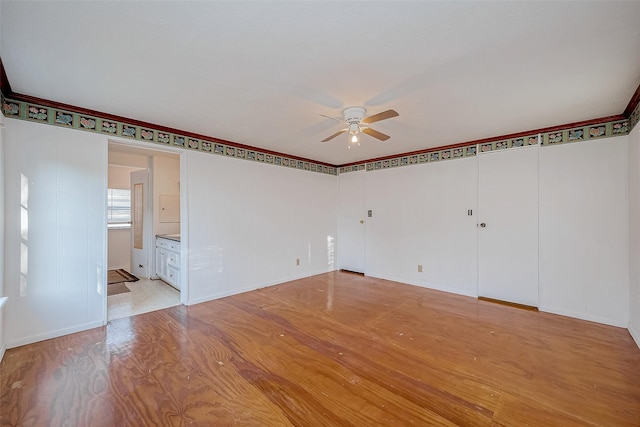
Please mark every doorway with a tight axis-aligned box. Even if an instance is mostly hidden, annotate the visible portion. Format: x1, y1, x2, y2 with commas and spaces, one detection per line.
106, 142, 183, 320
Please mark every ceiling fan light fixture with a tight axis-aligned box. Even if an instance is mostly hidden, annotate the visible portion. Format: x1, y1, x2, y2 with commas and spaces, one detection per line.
320, 106, 398, 144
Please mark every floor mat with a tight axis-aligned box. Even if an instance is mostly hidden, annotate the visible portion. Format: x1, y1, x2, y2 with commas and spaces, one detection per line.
107, 269, 139, 285
107, 282, 131, 296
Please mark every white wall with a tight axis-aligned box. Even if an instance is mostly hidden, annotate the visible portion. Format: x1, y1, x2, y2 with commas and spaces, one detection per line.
152, 155, 180, 236
0, 115, 633, 349
107, 229, 131, 270
539, 136, 629, 327
109, 150, 149, 169
0, 1, 5, 362
629, 126, 640, 346
4, 119, 107, 348
108, 164, 140, 188
185, 151, 338, 304
0, 112, 6, 361
344, 139, 630, 329
361, 158, 479, 296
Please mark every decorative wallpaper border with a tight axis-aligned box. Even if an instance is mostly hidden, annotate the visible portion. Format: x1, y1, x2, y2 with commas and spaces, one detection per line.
631, 100, 640, 132
340, 117, 630, 174
2, 93, 634, 177
1, 95, 338, 176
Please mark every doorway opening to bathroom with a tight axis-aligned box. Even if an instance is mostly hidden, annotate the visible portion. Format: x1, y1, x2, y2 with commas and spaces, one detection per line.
106, 142, 183, 320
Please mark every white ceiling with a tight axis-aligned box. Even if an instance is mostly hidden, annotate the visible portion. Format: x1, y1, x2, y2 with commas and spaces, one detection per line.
3, 1, 640, 165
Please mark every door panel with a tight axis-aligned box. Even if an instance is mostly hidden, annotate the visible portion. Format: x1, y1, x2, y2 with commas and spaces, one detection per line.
338, 170, 366, 273
130, 169, 151, 279
478, 146, 539, 307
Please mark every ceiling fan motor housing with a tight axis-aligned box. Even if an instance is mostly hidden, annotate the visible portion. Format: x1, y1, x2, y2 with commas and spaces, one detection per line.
343, 107, 366, 125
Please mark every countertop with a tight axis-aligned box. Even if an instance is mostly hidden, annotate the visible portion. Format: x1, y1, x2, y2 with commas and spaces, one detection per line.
156, 234, 180, 242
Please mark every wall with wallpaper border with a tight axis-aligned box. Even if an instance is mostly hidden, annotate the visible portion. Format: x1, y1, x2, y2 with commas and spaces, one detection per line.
340, 116, 632, 174
0, 95, 338, 177
630, 97, 640, 131
3, 92, 637, 179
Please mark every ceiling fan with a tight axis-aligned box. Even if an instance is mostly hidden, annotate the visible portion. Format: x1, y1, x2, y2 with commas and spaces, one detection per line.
320, 107, 399, 147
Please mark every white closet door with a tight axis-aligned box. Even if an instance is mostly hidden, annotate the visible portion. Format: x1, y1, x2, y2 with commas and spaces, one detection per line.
478, 145, 539, 307
338, 170, 366, 273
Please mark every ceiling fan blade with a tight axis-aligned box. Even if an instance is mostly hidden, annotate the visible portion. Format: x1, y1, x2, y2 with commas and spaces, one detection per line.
321, 129, 347, 142
362, 127, 391, 141
362, 109, 399, 124
317, 113, 343, 123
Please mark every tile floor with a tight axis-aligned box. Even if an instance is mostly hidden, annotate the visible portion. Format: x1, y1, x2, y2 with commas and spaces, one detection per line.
107, 277, 181, 320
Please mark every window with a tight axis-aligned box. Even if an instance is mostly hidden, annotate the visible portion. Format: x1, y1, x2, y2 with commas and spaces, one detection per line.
107, 188, 131, 228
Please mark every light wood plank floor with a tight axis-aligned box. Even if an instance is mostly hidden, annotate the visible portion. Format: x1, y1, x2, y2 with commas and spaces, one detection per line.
1, 272, 639, 426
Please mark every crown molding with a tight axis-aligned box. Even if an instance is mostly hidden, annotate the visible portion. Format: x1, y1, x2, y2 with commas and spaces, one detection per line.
0, 58, 11, 95
624, 82, 640, 118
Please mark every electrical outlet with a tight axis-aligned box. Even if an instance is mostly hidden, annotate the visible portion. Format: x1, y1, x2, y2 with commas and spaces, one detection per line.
418, 264, 423, 273
296, 258, 300, 266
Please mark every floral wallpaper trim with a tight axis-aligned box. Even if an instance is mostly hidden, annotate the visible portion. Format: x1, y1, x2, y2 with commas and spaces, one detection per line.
630, 101, 640, 133
0, 96, 337, 176
340, 118, 629, 174
1, 95, 631, 177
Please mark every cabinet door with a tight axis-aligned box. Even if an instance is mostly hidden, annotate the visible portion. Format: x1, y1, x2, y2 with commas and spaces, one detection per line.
167, 251, 179, 268
168, 266, 180, 290
156, 248, 167, 279
478, 145, 539, 307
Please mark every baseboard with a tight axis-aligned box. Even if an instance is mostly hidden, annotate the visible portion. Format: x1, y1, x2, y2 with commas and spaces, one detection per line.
539, 305, 628, 328
6, 320, 104, 349
0, 298, 7, 363
186, 269, 334, 306
629, 322, 640, 350
365, 273, 478, 298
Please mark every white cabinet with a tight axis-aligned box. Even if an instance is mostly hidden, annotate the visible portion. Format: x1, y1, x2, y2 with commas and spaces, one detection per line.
155, 237, 181, 290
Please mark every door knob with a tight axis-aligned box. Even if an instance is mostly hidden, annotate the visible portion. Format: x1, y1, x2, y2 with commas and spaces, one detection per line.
480, 223, 486, 228
360, 220, 365, 224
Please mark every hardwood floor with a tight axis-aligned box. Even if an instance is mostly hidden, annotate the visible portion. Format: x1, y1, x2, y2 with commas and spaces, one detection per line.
1, 272, 639, 426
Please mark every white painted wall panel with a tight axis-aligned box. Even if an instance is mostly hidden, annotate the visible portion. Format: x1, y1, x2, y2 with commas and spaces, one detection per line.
0, 113, 6, 361
185, 151, 338, 304
4, 120, 107, 348
629, 126, 640, 347
365, 158, 479, 297
539, 136, 629, 327
107, 229, 131, 270
152, 155, 180, 236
